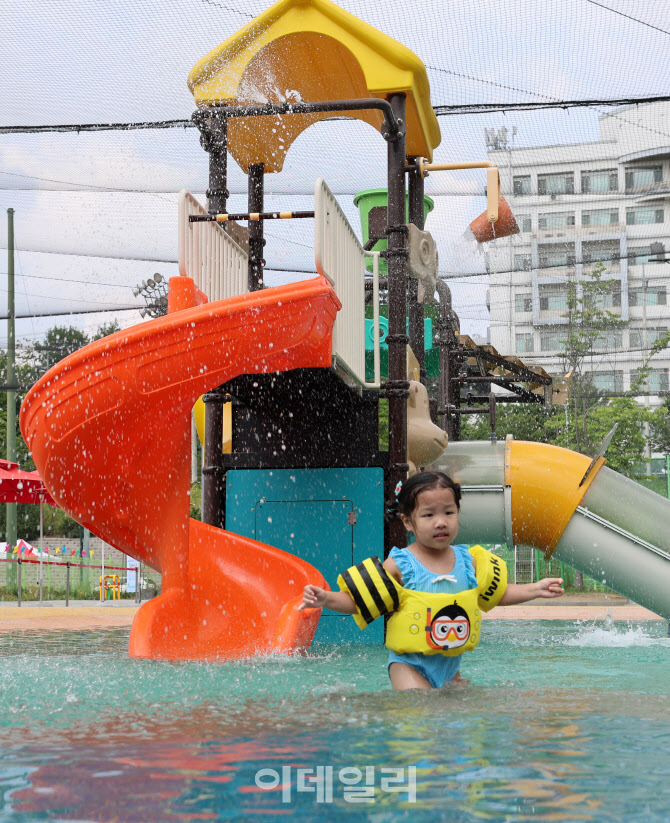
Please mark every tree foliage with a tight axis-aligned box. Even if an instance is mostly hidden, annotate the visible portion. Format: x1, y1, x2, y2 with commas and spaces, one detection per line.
649, 397, 670, 454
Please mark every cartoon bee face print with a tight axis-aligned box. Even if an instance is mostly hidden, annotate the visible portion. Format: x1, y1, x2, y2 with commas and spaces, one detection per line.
426, 604, 471, 650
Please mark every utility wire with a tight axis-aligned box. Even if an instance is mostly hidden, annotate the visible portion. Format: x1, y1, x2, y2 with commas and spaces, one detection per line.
583, 0, 670, 37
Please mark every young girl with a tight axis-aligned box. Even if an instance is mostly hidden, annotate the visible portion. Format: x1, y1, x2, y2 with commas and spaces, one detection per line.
299, 471, 564, 690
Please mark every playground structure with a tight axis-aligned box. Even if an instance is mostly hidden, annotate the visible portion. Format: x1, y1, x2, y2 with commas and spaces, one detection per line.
99, 575, 121, 601
19, 0, 670, 660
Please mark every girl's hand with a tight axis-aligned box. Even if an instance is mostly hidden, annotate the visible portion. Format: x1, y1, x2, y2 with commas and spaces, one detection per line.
535, 577, 564, 598
298, 584, 328, 611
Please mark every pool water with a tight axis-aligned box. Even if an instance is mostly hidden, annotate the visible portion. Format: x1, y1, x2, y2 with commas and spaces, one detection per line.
1, 619, 669, 821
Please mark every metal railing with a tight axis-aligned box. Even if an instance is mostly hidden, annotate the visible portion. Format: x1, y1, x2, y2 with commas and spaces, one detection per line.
314, 178, 380, 388
178, 190, 248, 301
1, 556, 157, 605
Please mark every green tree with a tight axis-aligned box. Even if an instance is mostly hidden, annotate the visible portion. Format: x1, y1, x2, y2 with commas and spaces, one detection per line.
649, 397, 670, 454
25, 325, 90, 383
460, 402, 552, 443
561, 262, 626, 379
92, 320, 121, 341
558, 261, 628, 454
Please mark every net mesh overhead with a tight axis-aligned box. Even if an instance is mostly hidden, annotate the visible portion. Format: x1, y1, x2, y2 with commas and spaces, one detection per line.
2, 0, 669, 351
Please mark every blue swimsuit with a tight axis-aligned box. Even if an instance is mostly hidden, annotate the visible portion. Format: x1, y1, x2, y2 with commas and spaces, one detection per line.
388, 545, 478, 688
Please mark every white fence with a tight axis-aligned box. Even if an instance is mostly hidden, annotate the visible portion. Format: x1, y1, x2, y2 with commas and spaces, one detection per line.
314, 178, 380, 388
178, 190, 248, 301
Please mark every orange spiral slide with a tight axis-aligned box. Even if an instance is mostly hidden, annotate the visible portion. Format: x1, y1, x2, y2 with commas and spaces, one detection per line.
20, 276, 340, 659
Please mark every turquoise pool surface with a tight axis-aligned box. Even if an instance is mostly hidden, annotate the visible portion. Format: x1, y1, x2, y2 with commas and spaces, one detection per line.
1, 618, 669, 821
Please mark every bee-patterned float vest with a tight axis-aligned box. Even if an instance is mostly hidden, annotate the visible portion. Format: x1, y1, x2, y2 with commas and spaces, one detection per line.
336, 546, 507, 657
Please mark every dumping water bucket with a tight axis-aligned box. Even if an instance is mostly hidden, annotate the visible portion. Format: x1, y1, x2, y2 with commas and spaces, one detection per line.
354, 189, 434, 273
468, 197, 519, 243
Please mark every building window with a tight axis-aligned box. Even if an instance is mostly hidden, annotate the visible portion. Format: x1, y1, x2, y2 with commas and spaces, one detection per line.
538, 172, 574, 195
630, 328, 668, 348
513, 175, 531, 196
516, 333, 534, 353
635, 367, 670, 392
514, 254, 532, 271
626, 205, 664, 225
628, 246, 656, 266
515, 293, 533, 313
592, 331, 623, 350
590, 371, 623, 393
538, 212, 575, 229
625, 165, 662, 190
648, 369, 669, 392
538, 243, 576, 268
584, 282, 621, 309
516, 214, 531, 232
629, 285, 667, 306
581, 169, 618, 193
540, 330, 566, 351
582, 240, 620, 265
539, 286, 568, 312
582, 208, 618, 226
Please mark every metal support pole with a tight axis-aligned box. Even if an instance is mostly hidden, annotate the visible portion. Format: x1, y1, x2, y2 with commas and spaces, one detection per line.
17, 557, 21, 607
6, 210, 17, 571
436, 280, 456, 440
407, 158, 426, 382
66, 561, 71, 607
248, 163, 265, 291
202, 391, 226, 528
385, 94, 409, 554
198, 113, 228, 215
39, 499, 44, 603
195, 108, 230, 528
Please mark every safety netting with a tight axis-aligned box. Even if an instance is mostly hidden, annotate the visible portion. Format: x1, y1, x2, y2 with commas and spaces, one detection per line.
1, 0, 669, 377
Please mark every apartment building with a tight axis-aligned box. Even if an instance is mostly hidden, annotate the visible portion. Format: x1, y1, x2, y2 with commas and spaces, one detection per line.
486, 102, 670, 401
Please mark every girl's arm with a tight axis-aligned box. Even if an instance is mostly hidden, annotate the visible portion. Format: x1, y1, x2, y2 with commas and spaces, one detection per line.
499, 577, 564, 606
298, 557, 403, 614
298, 585, 357, 614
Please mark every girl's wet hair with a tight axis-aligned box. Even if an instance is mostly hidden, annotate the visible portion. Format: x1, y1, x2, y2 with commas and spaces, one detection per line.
396, 471, 462, 517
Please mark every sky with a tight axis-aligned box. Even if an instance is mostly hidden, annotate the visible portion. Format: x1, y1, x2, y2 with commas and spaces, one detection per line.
1, 0, 669, 347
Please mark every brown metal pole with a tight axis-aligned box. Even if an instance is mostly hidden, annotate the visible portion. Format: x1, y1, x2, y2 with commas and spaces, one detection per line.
407, 157, 426, 382
248, 163, 265, 291
202, 392, 226, 528
200, 112, 228, 216
385, 94, 408, 555
196, 110, 229, 527
436, 279, 455, 440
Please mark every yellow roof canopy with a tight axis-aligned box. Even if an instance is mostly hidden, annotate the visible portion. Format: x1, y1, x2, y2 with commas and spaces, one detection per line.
188, 0, 441, 173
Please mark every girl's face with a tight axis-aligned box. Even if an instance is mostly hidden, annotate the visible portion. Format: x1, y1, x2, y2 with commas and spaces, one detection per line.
401, 485, 459, 552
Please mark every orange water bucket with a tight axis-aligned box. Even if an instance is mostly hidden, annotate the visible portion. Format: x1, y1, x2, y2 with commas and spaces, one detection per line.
469, 197, 519, 243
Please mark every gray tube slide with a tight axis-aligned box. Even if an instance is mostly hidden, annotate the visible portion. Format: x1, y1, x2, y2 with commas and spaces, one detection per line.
432, 441, 670, 619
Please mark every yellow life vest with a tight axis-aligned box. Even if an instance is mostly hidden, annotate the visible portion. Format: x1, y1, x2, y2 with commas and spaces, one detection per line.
337, 546, 507, 657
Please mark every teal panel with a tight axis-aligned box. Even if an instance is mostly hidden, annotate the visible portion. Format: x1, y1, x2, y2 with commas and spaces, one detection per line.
255, 500, 352, 583
226, 468, 385, 645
